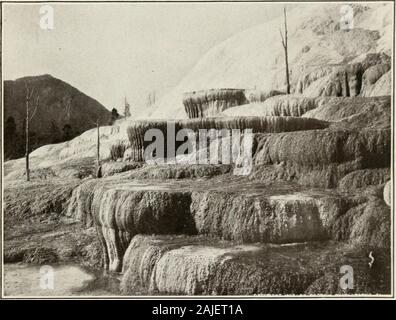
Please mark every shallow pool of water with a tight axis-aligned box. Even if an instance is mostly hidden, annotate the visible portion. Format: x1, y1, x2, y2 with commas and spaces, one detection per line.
4, 263, 117, 297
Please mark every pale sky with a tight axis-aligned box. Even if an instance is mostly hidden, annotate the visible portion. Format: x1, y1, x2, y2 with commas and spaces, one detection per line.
2, 2, 283, 112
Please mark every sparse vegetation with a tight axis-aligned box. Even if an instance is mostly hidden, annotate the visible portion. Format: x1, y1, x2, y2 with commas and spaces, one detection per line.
110, 108, 120, 125
109, 140, 128, 161
279, 6, 291, 94
124, 97, 131, 118
3, 75, 112, 160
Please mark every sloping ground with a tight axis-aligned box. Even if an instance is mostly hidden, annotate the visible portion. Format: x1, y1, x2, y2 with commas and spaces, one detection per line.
3, 115, 328, 177
303, 96, 391, 129
5, 157, 97, 181
3, 120, 133, 179
3, 178, 81, 223
361, 71, 391, 97
121, 235, 390, 295
338, 168, 390, 190
3, 178, 103, 272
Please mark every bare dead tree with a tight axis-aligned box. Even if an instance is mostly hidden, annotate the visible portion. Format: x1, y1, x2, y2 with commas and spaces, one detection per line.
146, 91, 156, 107
96, 119, 100, 167
24, 81, 40, 182
89, 118, 102, 178
124, 97, 131, 118
65, 96, 72, 120
279, 7, 291, 94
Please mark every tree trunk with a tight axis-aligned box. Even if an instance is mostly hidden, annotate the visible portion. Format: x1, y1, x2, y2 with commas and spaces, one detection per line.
281, 7, 291, 94
96, 120, 103, 178
25, 91, 30, 181
97, 120, 100, 167
284, 46, 290, 94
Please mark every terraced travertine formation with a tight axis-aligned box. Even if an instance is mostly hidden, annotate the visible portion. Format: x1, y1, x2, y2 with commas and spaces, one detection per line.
3, 93, 390, 295
120, 235, 390, 295
68, 174, 389, 276
61, 94, 391, 295
142, 4, 392, 120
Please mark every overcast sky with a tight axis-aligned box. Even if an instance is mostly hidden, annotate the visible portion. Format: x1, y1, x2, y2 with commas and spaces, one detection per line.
3, 2, 284, 111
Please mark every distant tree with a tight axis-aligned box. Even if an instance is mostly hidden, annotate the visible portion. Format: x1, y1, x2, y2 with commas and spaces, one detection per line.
21, 119, 26, 144
5, 116, 17, 140
110, 108, 120, 124
4, 116, 17, 159
146, 91, 156, 107
50, 121, 61, 143
95, 119, 101, 177
24, 81, 40, 181
279, 6, 291, 94
30, 131, 39, 151
62, 124, 73, 141
124, 97, 131, 118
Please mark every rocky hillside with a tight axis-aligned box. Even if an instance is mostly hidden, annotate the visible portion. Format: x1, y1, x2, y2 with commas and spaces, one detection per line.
141, 3, 392, 119
3, 75, 111, 160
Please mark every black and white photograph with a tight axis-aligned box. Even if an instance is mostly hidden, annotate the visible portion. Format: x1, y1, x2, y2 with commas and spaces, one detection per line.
0, 0, 394, 300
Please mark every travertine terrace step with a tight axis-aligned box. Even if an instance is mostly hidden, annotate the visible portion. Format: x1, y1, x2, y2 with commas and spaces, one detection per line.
67, 175, 388, 272
120, 234, 390, 295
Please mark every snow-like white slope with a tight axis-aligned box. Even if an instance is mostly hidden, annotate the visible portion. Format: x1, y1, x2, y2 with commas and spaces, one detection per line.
4, 119, 133, 177
142, 3, 392, 119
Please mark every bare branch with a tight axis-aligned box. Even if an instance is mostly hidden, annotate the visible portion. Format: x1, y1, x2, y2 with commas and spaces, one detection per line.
29, 96, 39, 121
283, 7, 288, 43
280, 5, 290, 94
25, 81, 30, 99
279, 28, 285, 48
29, 89, 35, 101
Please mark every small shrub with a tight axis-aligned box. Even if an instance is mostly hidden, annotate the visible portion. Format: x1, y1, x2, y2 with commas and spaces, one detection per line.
110, 141, 128, 161
23, 247, 58, 264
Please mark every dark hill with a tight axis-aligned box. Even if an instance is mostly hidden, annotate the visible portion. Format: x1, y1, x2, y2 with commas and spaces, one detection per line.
3, 74, 112, 160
